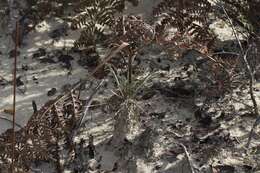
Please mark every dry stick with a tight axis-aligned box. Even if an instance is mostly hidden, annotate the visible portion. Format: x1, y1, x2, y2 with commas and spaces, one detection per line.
179, 143, 196, 173
220, 3, 260, 147
82, 42, 129, 118
72, 42, 129, 137
245, 51, 260, 147
219, 2, 244, 54
90, 42, 129, 76
77, 80, 104, 128
11, 21, 19, 173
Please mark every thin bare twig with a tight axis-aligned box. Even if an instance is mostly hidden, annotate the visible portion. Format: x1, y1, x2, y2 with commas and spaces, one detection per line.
11, 21, 19, 173
179, 143, 197, 173
90, 42, 129, 76
219, 2, 244, 54
223, 11, 259, 148
69, 43, 129, 140
219, 2, 259, 148
77, 79, 104, 128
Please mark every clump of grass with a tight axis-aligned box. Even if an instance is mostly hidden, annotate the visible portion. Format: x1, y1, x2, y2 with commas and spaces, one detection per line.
109, 66, 153, 144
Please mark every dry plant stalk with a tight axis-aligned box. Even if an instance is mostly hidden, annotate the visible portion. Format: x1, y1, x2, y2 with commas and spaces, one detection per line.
179, 143, 197, 173
11, 20, 19, 173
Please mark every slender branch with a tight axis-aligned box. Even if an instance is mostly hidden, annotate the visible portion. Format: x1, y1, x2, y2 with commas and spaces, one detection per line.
179, 143, 197, 173
219, 1, 244, 54
90, 42, 129, 76
219, 2, 260, 148
77, 79, 104, 128
242, 48, 259, 116
11, 21, 19, 173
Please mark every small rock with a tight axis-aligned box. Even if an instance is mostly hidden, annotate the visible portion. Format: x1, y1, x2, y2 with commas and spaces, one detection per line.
32, 76, 38, 81
47, 88, 57, 96
87, 159, 98, 171
32, 76, 39, 84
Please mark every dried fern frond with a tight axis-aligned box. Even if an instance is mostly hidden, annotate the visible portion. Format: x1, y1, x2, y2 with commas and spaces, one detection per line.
111, 15, 155, 60
153, 0, 215, 57
218, 0, 260, 34
70, 0, 124, 49
153, 0, 212, 32
0, 83, 83, 172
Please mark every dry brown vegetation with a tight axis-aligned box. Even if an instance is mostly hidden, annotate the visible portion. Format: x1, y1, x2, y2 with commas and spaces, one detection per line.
0, 0, 260, 172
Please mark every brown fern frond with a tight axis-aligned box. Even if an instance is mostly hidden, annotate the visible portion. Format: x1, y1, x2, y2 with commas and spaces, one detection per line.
153, 0, 211, 32
218, 0, 260, 35
153, 0, 215, 57
111, 15, 155, 57
71, 0, 124, 49
0, 82, 84, 172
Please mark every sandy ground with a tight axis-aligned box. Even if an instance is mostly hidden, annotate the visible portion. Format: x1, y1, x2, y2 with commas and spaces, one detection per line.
0, 4, 260, 173
0, 18, 88, 132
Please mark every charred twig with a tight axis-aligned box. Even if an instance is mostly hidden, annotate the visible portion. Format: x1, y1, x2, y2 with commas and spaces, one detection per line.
32, 100, 37, 113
